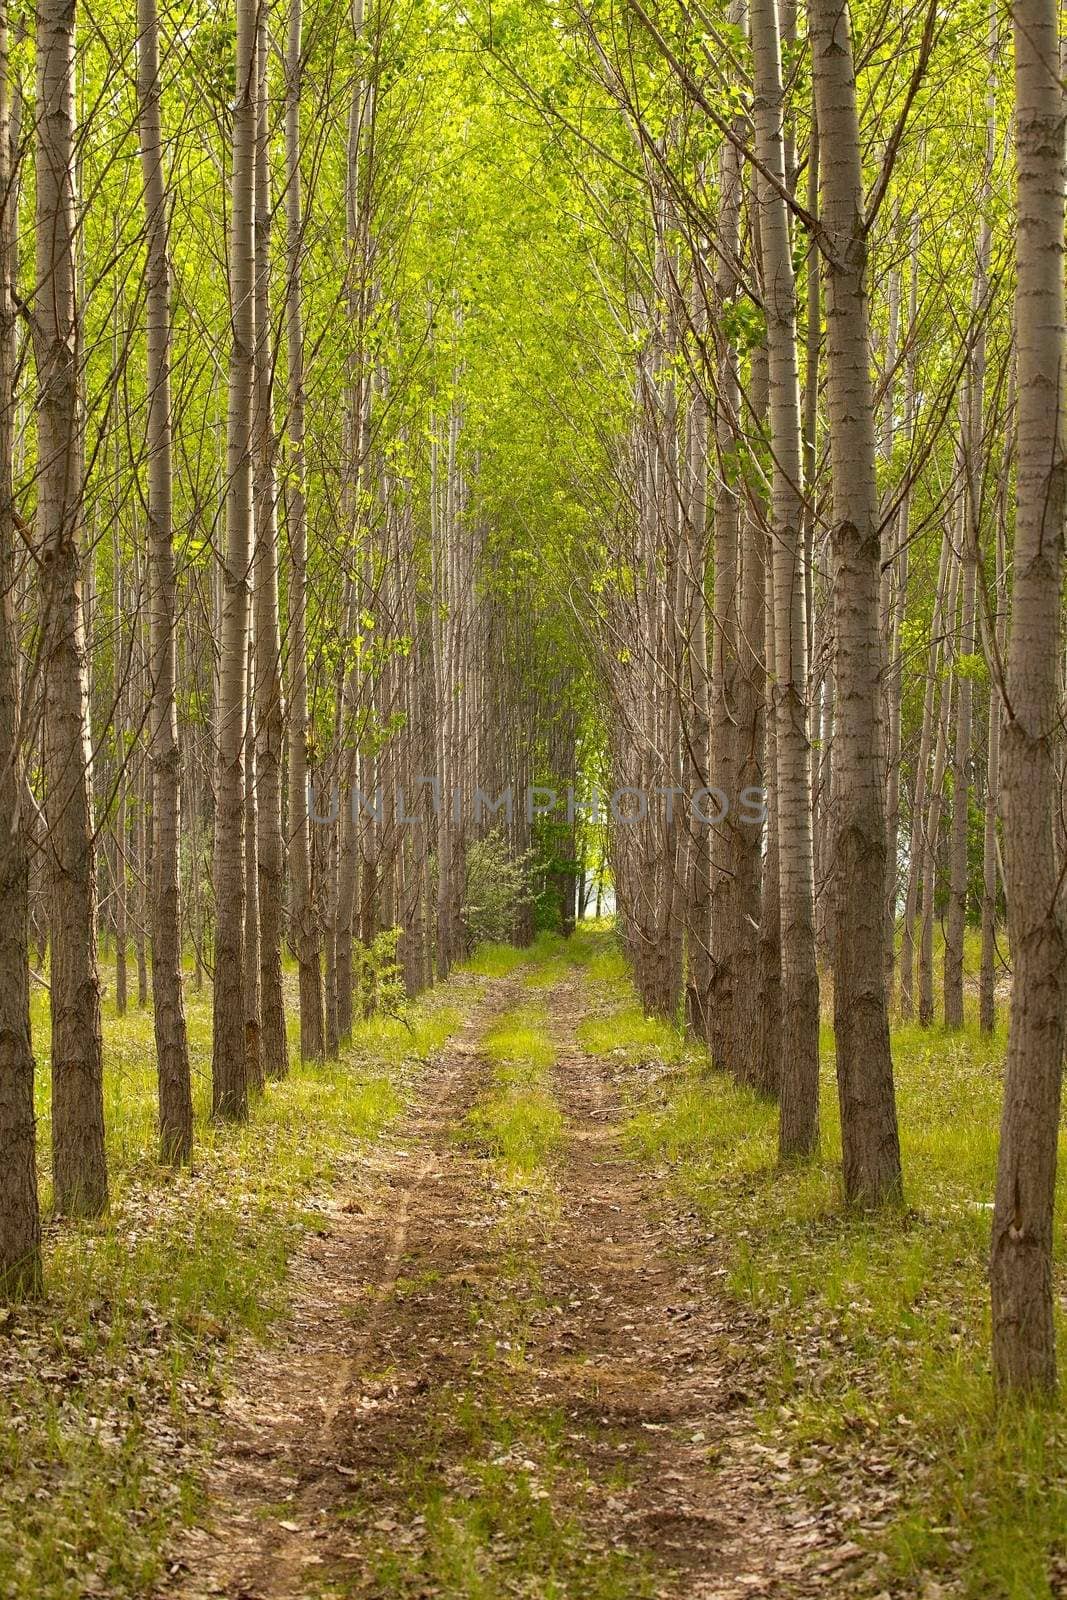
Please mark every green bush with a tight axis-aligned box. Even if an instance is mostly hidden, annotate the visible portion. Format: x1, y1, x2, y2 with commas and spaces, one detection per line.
462, 830, 535, 948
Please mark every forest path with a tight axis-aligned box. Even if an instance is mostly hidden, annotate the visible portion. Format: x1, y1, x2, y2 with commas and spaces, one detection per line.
164, 968, 855, 1600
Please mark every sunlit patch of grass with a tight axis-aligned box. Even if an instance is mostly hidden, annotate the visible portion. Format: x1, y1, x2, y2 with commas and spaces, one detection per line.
349, 1004, 462, 1066
461, 942, 528, 978
523, 961, 568, 988
464, 1009, 561, 1178
530, 929, 599, 967
586, 942, 629, 990
463, 1078, 563, 1179
483, 1008, 556, 1074
4, 964, 460, 1600
460, 926, 612, 986
576, 1005, 689, 1067
619, 976, 1067, 1600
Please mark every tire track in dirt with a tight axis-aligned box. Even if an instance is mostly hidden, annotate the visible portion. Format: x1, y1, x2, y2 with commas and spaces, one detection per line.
538, 972, 861, 1599
165, 967, 864, 1600
162, 980, 505, 1600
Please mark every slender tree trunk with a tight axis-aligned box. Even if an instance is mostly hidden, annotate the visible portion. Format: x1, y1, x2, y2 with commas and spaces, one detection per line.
683, 305, 712, 1040
707, 0, 744, 1073
900, 523, 951, 1018
919, 653, 952, 1027
212, 0, 257, 1121
244, 660, 263, 1091
253, 0, 288, 1081
944, 444, 977, 1028
0, 5, 41, 1294
883, 235, 918, 1006
990, 0, 1067, 1396
810, 0, 902, 1206
754, 521, 782, 1096
949, 87, 995, 1031
284, 0, 323, 1061
752, 0, 820, 1158
138, 0, 193, 1161
134, 718, 149, 1008
733, 337, 768, 1085
980, 464, 1009, 1035
35, 0, 108, 1216
113, 538, 127, 1019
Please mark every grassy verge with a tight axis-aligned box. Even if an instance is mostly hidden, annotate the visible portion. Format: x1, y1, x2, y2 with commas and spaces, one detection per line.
1, 971, 458, 1600
576, 937, 1067, 1600
576, 1005, 686, 1065
461, 942, 529, 978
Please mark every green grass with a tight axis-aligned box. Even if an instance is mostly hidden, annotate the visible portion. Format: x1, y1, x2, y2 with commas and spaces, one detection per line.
461, 942, 529, 978
355, 1394, 655, 1600
4, 966, 459, 1600
585, 941, 630, 991
576, 1005, 689, 1066
483, 1007, 557, 1074
463, 1009, 562, 1177
610, 971, 1067, 1599
462, 924, 609, 984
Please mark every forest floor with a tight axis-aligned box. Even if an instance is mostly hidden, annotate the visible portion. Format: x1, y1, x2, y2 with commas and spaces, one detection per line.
160, 959, 884, 1600
6, 930, 1066, 1600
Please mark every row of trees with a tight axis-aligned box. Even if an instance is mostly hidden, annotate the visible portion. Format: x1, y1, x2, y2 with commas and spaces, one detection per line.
0, 0, 587, 1290
0, 0, 1064, 1401
501, 0, 1064, 1393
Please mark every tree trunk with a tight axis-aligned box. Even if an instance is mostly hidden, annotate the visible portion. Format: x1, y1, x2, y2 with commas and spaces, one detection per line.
138, 0, 193, 1161
244, 660, 263, 1091
899, 523, 951, 1018
751, 0, 820, 1158
707, 0, 745, 1075
980, 459, 1009, 1035
990, 0, 1067, 1396
253, 0, 289, 1082
212, 0, 257, 1121
943, 554, 975, 1028
810, 0, 902, 1206
0, 6, 41, 1294
283, 0, 324, 1061
112, 538, 128, 1020
35, 0, 108, 1216
754, 533, 783, 1099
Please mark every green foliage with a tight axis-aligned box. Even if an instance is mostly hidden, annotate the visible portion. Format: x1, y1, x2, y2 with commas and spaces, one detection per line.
462, 942, 528, 978
462, 831, 535, 950
356, 926, 408, 1021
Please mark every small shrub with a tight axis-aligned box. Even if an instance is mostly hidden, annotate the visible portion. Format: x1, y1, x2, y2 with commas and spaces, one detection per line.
462, 831, 535, 947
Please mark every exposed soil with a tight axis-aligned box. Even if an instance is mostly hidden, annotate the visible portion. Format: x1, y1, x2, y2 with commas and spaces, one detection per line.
163, 972, 869, 1600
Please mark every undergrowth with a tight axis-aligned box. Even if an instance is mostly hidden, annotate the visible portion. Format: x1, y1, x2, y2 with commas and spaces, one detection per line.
461, 942, 528, 978
576, 1006, 688, 1066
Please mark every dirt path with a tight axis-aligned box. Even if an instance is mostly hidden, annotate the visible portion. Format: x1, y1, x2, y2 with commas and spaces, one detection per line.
165, 971, 861, 1600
